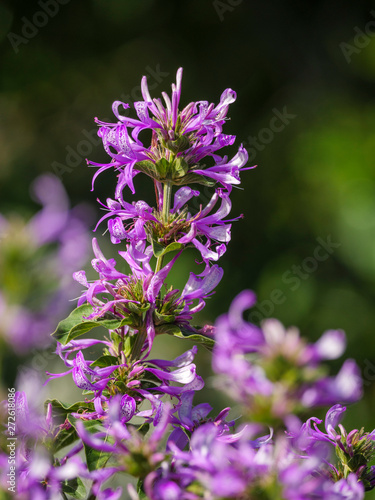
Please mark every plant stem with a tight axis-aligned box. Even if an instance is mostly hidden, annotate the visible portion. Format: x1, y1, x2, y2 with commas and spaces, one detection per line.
155, 255, 164, 274
162, 181, 172, 225
155, 181, 172, 273
131, 326, 148, 361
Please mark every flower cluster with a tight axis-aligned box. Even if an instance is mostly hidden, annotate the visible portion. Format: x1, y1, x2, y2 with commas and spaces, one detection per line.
212, 290, 362, 426
89, 67, 252, 194
0, 373, 90, 499
1, 68, 373, 500
42, 69, 247, 437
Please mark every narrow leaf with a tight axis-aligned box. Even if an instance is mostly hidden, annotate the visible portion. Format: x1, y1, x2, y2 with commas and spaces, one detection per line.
156, 324, 215, 350
173, 173, 216, 187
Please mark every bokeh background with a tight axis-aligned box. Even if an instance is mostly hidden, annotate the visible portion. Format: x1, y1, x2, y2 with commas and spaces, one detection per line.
1, 0, 375, 493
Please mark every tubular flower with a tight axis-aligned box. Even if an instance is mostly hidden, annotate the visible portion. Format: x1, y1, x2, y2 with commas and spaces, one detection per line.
73, 238, 222, 350
95, 187, 239, 264
88, 68, 254, 195
46, 337, 203, 424
212, 290, 362, 425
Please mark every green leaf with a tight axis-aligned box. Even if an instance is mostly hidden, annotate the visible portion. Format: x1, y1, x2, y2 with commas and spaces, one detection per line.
81, 390, 95, 396
172, 173, 216, 187
153, 310, 176, 325
155, 158, 170, 178
155, 324, 215, 350
151, 239, 184, 259
51, 304, 132, 345
181, 332, 215, 350
61, 477, 86, 499
84, 443, 112, 472
166, 135, 190, 154
171, 157, 189, 179
90, 355, 119, 369
137, 479, 149, 500
155, 324, 181, 336
126, 301, 150, 315
135, 160, 158, 179
52, 423, 79, 453
67, 414, 80, 429
45, 399, 95, 422
123, 334, 134, 358
151, 239, 165, 258
67, 415, 114, 472
51, 304, 93, 343
81, 420, 113, 472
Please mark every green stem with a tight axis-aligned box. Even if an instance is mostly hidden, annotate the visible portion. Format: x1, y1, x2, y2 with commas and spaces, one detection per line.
155, 181, 172, 273
131, 326, 148, 361
162, 181, 172, 224
155, 255, 164, 273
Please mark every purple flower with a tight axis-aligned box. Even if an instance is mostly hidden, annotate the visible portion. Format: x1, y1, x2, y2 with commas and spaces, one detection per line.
95, 187, 238, 264
15, 452, 88, 499
212, 290, 362, 423
47, 337, 203, 424
0, 385, 91, 499
162, 421, 274, 499
167, 390, 250, 452
158, 421, 366, 500
74, 238, 223, 352
88, 68, 254, 195
288, 404, 375, 492
301, 359, 363, 407
94, 197, 157, 245
329, 474, 365, 500
76, 400, 173, 480
192, 144, 252, 189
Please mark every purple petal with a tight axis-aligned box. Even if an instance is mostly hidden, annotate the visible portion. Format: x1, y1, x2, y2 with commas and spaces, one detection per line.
325, 404, 346, 435
171, 187, 200, 213
314, 329, 346, 360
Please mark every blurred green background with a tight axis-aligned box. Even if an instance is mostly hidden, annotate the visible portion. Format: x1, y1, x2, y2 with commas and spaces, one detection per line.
1, 0, 375, 491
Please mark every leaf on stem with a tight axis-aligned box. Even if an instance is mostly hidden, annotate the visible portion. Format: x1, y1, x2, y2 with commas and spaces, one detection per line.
156, 324, 215, 350
51, 304, 132, 345
151, 240, 184, 259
